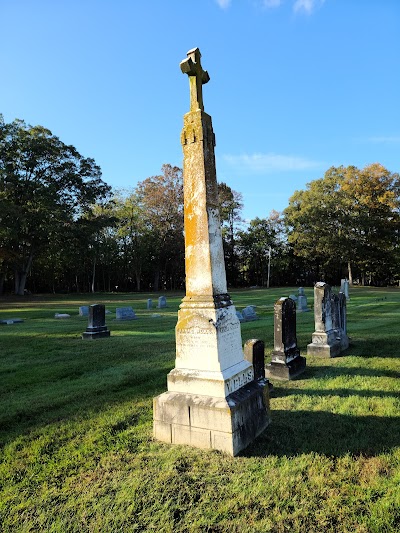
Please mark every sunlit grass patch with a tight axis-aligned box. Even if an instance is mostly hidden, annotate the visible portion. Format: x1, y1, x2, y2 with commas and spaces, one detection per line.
1, 287, 400, 531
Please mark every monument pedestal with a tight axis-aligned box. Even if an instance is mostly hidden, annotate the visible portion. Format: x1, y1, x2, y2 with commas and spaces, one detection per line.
153, 380, 269, 456
153, 47, 270, 456
266, 355, 306, 380
82, 325, 110, 339
307, 330, 341, 358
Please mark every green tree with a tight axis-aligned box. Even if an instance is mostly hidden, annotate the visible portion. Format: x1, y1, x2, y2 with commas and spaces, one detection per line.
0, 115, 111, 294
217, 182, 243, 286
237, 211, 288, 287
284, 164, 400, 285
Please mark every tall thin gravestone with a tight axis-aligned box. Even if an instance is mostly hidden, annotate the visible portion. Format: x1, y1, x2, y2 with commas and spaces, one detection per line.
340, 278, 350, 300
338, 291, 349, 350
266, 297, 306, 380
307, 282, 341, 357
153, 48, 270, 456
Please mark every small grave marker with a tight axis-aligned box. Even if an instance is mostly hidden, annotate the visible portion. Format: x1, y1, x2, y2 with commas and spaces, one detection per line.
115, 307, 137, 320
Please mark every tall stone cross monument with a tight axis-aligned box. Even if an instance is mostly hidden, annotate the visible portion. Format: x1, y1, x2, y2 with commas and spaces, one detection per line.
153, 48, 270, 456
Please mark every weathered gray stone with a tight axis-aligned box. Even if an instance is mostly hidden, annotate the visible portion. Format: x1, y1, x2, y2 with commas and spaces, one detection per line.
242, 306, 258, 321
338, 291, 349, 350
266, 297, 306, 380
157, 296, 167, 309
0, 318, 24, 324
154, 381, 270, 456
307, 282, 341, 358
55, 313, 70, 319
297, 287, 310, 312
147, 299, 153, 310
115, 307, 137, 320
236, 311, 245, 322
82, 304, 110, 339
79, 306, 89, 317
340, 278, 350, 300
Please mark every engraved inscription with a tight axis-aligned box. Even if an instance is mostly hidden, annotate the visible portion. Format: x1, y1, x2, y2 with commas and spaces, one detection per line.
225, 368, 254, 395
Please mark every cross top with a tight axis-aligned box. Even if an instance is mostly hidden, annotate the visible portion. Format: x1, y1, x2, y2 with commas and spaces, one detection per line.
180, 48, 210, 112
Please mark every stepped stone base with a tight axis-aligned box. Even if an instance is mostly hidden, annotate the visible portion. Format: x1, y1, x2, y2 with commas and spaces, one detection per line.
307, 330, 342, 358
153, 379, 270, 456
82, 326, 110, 339
265, 355, 306, 381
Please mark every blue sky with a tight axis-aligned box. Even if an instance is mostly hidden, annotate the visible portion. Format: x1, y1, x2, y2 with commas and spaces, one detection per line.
1, 0, 399, 222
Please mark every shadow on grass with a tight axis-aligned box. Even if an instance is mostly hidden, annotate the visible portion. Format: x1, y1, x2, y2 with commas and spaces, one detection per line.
273, 387, 399, 399
303, 365, 400, 380
244, 409, 400, 458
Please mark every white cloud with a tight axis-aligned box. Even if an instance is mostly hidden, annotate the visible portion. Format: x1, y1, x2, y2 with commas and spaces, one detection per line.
215, 0, 231, 8
222, 152, 322, 173
293, 0, 325, 14
263, 0, 283, 7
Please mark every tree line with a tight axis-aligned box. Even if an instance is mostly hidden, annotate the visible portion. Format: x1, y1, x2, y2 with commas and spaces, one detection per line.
1, 115, 399, 295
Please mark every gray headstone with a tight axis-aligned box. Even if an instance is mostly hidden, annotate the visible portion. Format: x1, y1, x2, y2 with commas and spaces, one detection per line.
79, 306, 89, 316
157, 296, 167, 309
307, 282, 342, 358
82, 304, 110, 339
266, 297, 306, 380
55, 313, 70, 319
297, 287, 310, 312
0, 318, 24, 324
242, 306, 258, 321
147, 299, 153, 310
115, 307, 137, 320
236, 311, 245, 322
340, 279, 350, 300
338, 292, 349, 350
289, 294, 297, 302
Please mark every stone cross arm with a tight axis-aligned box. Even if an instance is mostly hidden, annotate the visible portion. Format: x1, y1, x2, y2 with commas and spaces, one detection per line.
180, 47, 210, 112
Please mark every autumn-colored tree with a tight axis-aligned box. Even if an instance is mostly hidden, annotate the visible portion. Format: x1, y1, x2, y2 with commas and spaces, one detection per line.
284, 164, 400, 285
136, 164, 184, 290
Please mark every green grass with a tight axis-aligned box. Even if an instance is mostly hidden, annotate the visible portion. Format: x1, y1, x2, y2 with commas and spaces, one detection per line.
1, 287, 399, 532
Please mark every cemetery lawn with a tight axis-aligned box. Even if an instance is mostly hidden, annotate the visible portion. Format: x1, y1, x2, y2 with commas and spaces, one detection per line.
1, 288, 400, 533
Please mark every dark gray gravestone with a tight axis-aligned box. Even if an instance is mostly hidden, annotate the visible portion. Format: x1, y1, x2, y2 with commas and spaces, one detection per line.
244, 339, 273, 394
266, 297, 306, 380
307, 282, 341, 357
244, 339, 265, 380
82, 304, 110, 339
147, 299, 153, 310
115, 307, 137, 320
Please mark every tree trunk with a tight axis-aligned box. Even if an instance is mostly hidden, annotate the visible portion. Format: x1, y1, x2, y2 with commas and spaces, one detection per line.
14, 253, 34, 295
347, 261, 353, 285
153, 269, 160, 292
135, 270, 141, 292
91, 257, 96, 293
0, 272, 4, 295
